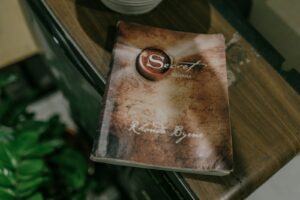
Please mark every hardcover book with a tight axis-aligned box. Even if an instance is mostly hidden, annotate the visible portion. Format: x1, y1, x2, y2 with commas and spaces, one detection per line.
91, 21, 233, 175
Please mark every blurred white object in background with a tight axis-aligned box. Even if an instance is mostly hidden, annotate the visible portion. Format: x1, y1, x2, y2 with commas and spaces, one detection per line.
101, 0, 162, 15
27, 92, 77, 130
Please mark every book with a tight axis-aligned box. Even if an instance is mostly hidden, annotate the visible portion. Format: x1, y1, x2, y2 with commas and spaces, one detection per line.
91, 21, 233, 175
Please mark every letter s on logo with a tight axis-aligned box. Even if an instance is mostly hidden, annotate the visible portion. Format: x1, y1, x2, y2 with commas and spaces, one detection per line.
146, 54, 165, 69
136, 48, 171, 81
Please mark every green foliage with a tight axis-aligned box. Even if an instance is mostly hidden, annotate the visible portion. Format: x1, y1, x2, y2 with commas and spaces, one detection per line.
0, 74, 17, 89
52, 149, 87, 190
0, 125, 63, 200
26, 193, 43, 200
0, 74, 96, 199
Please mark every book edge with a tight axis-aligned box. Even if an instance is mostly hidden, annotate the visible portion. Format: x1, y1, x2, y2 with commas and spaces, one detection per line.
90, 155, 232, 176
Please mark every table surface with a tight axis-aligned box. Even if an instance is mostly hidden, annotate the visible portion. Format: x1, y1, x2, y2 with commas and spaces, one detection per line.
44, 0, 300, 199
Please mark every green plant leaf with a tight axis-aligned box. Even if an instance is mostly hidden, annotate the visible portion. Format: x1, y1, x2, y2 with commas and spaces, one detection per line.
0, 126, 14, 143
52, 123, 65, 137
16, 120, 49, 136
0, 187, 16, 200
24, 139, 64, 158
3, 91, 37, 126
71, 192, 85, 200
17, 187, 36, 198
18, 159, 45, 175
12, 131, 41, 157
0, 74, 17, 89
26, 193, 43, 200
0, 145, 16, 169
16, 176, 45, 196
0, 100, 12, 122
60, 168, 86, 191
2, 102, 28, 126
17, 173, 39, 182
53, 149, 87, 191
0, 176, 11, 187
0, 168, 15, 187
18, 177, 48, 198
47, 115, 65, 137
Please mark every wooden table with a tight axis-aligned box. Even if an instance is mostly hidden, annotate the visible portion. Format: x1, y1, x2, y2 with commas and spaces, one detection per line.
42, 0, 300, 199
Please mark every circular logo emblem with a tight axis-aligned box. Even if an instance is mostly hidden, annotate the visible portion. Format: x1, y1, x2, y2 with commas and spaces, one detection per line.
136, 48, 171, 81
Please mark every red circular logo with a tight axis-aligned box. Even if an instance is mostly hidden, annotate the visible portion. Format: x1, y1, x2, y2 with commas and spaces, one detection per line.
136, 48, 171, 81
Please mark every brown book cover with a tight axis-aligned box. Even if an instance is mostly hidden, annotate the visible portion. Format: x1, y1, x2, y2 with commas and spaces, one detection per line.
91, 21, 233, 175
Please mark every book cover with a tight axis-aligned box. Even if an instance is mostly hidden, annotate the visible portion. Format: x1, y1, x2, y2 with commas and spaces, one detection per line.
91, 21, 233, 175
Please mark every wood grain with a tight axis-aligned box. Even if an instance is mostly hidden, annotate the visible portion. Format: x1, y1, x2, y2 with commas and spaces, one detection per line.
45, 0, 300, 199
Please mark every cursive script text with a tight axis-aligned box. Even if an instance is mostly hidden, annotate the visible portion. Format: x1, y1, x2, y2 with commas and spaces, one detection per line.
128, 120, 203, 143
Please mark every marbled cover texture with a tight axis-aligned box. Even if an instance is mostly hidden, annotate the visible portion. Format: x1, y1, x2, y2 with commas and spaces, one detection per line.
91, 21, 232, 175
